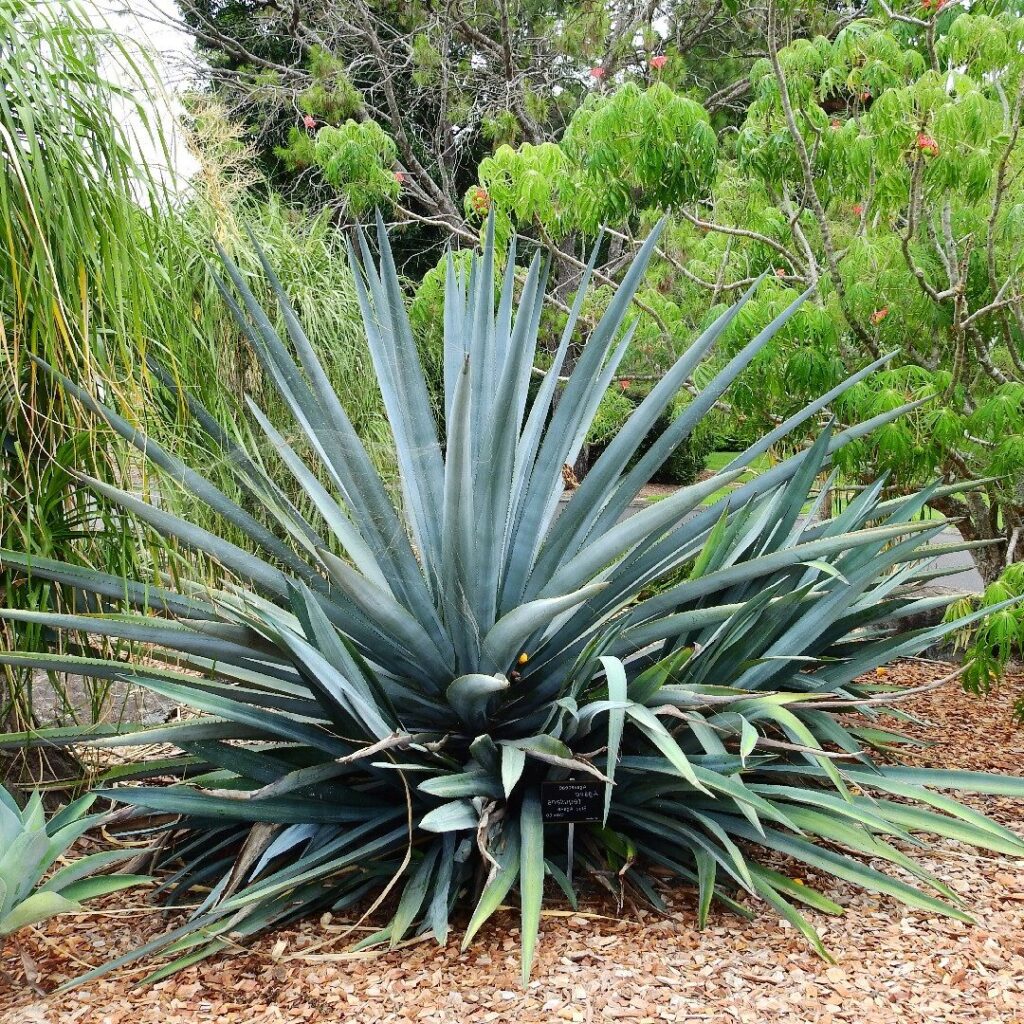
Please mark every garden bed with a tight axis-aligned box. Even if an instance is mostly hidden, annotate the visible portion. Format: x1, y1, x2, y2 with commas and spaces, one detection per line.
3, 659, 1023, 1024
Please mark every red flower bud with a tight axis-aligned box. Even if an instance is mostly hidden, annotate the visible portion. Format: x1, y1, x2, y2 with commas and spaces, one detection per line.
650, 55, 667, 70
870, 307, 889, 325
394, 171, 406, 184
302, 114, 316, 130
852, 202, 864, 216
590, 66, 606, 79
916, 132, 939, 156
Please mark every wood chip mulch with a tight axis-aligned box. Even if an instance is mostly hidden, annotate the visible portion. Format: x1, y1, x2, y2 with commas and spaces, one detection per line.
2, 660, 1024, 1024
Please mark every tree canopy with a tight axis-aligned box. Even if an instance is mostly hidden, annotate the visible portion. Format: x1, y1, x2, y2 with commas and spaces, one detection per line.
177, 0, 1024, 685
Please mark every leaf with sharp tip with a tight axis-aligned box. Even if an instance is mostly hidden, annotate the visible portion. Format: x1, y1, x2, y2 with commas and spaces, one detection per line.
544, 388, 933, 656
694, 848, 716, 930
541, 469, 744, 597
0, 549, 216, 620
73, 472, 289, 597
117, 675, 350, 756
0, 608, 270, 668
519, 790, 544, 984
476, 250, 545, 629
625, 705, 711, 796
502, 234, 610, 606
480, 582, 607, 673
96, 786, 375, 824
462, 820, 521, 949
599, 656, 628, 826
539, 277, 764, 578
389, 843, 440, 945
317, 547, 453, 678
751, 872, 833, 961
31, 356, 310, 579
217, 244, 436, 628
346, 217, 445, 582
245, 398, 389, 590
426, 833, 456, 943
730, 818, 973, 924
802, 559, 850, 584
501, 745, 527, 799
442, 250, 467, 429
468, 210, 498, 459
739, 717, 758, 766
420, 800, 479, 833
147, 357, 319, 552
627, 519, 940, 626
441, 355, 480, 669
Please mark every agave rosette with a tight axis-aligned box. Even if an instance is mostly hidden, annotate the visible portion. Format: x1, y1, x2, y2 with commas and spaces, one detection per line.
0, 788, 149, 940
2, 215, 1022, 984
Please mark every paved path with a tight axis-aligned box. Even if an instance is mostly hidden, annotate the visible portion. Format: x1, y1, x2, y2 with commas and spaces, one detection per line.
927, 527, 984, 592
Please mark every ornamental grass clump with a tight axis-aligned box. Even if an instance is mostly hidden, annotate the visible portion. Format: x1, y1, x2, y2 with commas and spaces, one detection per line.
2, 215, 1023, 985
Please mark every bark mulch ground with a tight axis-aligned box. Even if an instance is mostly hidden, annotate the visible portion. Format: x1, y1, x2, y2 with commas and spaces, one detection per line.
2, 660, 1024, 1024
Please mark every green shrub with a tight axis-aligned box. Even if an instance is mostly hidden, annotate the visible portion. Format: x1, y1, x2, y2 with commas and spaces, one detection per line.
588, 388, 712, 486
587, 387, 635, 447
2, 218, 1022, 989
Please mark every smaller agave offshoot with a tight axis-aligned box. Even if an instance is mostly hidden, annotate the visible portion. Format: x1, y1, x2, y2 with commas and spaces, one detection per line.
0, 787, 148, 984
2, 215, 1022, 986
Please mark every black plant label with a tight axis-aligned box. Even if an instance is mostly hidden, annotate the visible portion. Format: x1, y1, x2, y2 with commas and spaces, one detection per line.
540, 780, 603, 824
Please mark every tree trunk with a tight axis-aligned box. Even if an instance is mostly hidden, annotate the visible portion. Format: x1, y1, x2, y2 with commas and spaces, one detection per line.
929, 494, 1017, 587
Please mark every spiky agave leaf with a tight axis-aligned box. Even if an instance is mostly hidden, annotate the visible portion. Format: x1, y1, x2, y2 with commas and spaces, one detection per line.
3, 213, 1023, 986
0, 788, 149, 939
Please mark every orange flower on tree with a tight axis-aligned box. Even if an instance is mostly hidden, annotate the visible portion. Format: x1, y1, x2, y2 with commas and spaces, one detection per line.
469, 186, 491, 216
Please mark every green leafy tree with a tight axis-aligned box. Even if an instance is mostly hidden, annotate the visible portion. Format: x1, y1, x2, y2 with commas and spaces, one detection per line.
175, 0, 861, 240
465, 1, 1024, 686
675, 1, 1024, 686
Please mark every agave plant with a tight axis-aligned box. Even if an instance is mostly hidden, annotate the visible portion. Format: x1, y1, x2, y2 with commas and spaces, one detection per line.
0, 787, 148, 941
1, 216, 1022, 986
